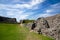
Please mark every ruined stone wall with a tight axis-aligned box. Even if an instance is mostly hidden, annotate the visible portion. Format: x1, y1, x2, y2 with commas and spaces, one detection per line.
35, 14, 60, 40
0, 16, 17, 23
26, 14, 60, 40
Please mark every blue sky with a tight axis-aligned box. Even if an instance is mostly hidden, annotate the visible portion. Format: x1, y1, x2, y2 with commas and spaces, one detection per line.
0, 0, 60, 22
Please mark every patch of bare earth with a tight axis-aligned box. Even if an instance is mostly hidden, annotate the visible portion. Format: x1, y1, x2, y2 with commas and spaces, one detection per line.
26, 31, 40, 40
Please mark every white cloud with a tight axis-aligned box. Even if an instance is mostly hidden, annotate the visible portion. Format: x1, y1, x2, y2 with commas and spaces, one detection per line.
46, 10, 53, 13
14, 14, 32, 22
31, 13, 53, 20
7, 12, 14, 16
12, 0, 45, 9
51, 3, 60, 8
38, 13, 52, 17
30, 0, 44, 6
0, 0, 45, 9
45, 3, 60, 14
0, 0, 45, 22
0, 5, 34, 21
19, 15, 29, 19
25, 0, 45, 9
38, 3, 60, 18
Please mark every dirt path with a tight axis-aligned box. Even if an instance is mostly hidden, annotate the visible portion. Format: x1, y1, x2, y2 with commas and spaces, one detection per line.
26, 30, 40, 40
18, 24, 54, 40
19, 25, 40, 40
18, 25, 41, 40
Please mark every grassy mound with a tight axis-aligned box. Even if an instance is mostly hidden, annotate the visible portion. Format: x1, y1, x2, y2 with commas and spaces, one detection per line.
0, 23, 54, 40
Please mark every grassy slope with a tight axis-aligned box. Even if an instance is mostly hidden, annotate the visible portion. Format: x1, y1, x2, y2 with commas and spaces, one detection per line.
0, 23, 54, 40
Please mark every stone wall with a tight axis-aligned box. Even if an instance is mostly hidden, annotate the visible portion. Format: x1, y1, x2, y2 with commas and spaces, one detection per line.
26, 14, 60, 40
0, 16, 17, 23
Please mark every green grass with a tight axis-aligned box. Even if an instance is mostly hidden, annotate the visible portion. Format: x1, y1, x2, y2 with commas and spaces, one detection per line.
22, 20, 34, 24
0, 23, 54, 40
0, 23, 20, 40
30, 32, 54, 40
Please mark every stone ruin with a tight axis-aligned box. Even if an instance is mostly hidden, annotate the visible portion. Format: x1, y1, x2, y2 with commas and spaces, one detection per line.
0, 16, 17, 23
26, 14, 60, 40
